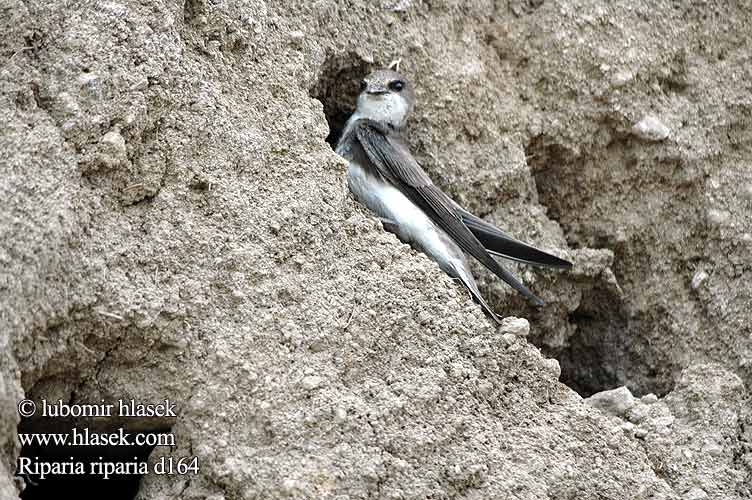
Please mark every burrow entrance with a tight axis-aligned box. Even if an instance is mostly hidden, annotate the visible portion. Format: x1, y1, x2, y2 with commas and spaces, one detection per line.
309, 52, 373, 149
558, 280, 631, 396
526, 135, 684, 398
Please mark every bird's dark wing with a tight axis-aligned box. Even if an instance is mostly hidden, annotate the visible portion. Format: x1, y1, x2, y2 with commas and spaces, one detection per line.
354, 119, 544, 306
456, 208, 572, 269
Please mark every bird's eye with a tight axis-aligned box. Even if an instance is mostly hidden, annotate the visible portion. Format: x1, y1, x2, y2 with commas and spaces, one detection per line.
359, 80, 367, 91
389, 80, 405, 92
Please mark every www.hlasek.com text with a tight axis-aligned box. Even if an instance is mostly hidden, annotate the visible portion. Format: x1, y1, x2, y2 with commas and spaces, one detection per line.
18, 427, 175, 447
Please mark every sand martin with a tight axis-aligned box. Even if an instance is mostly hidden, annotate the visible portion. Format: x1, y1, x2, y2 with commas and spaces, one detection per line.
335, 68, 571, 323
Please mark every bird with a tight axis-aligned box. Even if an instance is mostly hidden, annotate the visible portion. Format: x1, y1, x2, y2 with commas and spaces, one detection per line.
335, 67, 572, 323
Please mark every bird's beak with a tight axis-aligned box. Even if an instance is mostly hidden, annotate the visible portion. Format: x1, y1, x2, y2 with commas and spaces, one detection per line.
366, 84, 389, 95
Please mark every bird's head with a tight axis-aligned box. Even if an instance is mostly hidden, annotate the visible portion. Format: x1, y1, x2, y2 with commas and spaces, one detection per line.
355, 69, 415, 130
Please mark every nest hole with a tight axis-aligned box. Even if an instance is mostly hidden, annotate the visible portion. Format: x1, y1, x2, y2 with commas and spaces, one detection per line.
309, 53, 373, 149
556, 284, 631, 396
526, 137, 678, 398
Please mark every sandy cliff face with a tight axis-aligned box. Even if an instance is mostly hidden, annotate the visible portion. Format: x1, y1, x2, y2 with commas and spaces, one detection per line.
1, 0, 749, 498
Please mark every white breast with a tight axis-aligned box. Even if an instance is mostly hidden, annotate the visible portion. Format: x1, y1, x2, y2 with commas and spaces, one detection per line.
346, 160, 469, 279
